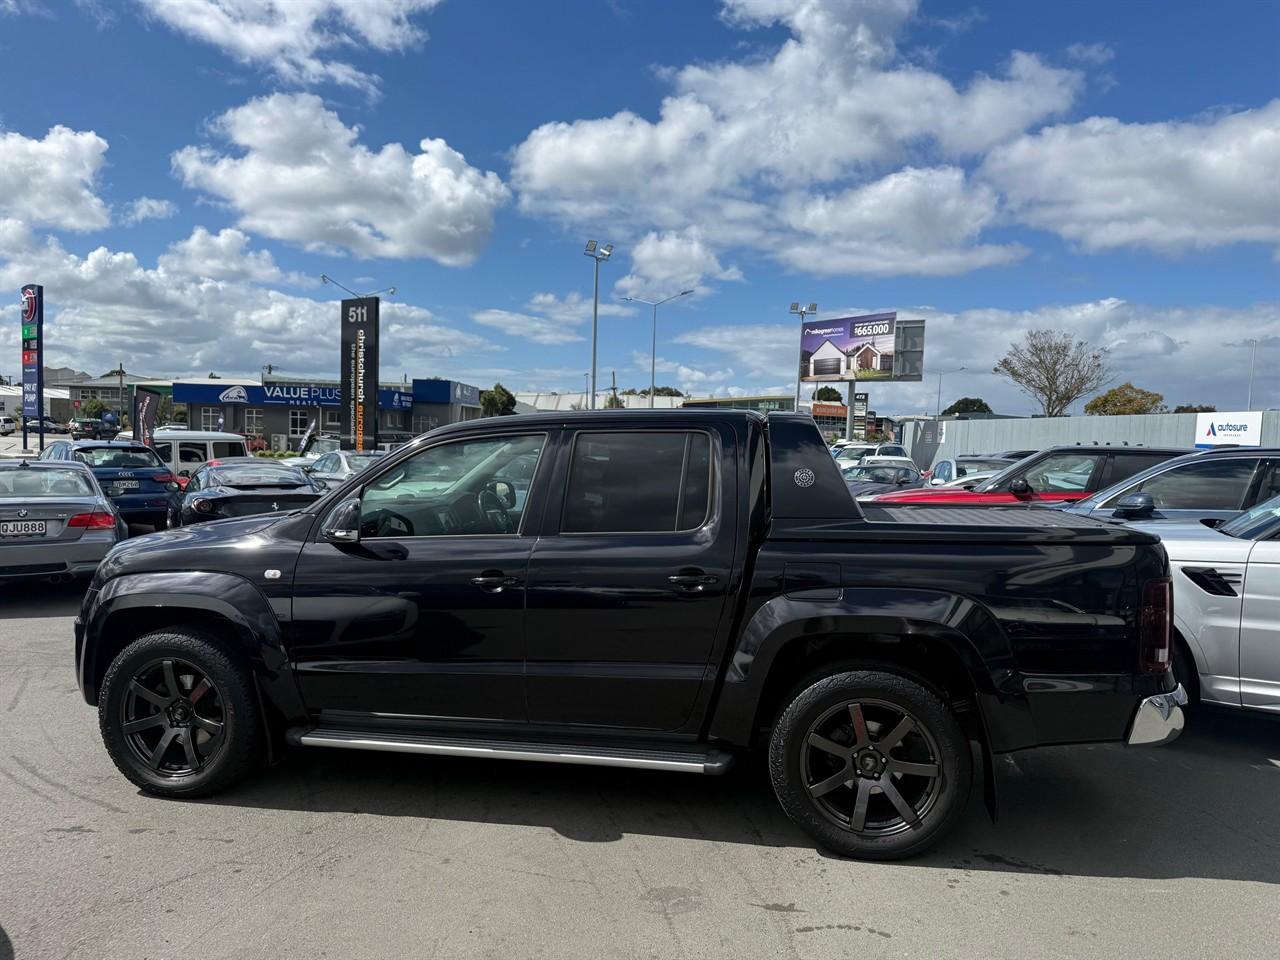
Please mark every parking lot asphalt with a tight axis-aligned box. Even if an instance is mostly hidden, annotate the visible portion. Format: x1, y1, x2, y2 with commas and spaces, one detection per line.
1, 581, 1278, 960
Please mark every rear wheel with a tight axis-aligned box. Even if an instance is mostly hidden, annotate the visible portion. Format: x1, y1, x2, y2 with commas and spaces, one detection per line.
769, 669, 971, 860
98, 629, 263, 797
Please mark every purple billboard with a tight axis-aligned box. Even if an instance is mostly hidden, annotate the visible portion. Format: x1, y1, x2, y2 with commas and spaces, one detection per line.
799, 311, 897, 383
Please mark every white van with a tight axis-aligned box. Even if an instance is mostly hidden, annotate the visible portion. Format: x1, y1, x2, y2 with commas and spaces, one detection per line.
0, 415, 16, 436
150, 429, 249, 478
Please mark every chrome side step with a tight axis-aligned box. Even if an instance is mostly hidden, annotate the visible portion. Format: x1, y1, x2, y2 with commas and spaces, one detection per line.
288, 727, 734, 775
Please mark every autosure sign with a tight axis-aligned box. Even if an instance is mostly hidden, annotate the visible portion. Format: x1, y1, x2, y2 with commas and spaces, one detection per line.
340, 296, 380, 451
20, 284, 43, 419
1195, 411, 1263, 448
798, 312, 924, 383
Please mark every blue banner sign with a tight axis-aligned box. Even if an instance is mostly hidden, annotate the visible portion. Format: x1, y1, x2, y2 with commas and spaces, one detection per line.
173, 381, 411, 411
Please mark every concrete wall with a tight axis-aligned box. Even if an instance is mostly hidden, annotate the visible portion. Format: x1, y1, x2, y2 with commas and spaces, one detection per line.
917, 411, 1280, 467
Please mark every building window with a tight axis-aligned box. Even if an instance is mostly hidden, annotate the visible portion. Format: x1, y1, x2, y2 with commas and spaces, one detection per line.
245, 408, 264, 433
200, 407, 221, 431
289, 410, 309, 436
324, 409, 340, 429
412, 415, 437, 434
385, 411, 403, 429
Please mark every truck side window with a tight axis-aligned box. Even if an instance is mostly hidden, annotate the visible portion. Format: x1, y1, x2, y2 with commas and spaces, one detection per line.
563, 432, 711, 534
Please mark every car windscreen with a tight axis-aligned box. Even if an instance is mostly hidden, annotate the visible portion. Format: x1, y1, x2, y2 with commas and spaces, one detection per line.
1219, 495, 1280, 540
0, 468, 96, 497
842, 466, 902, 483
209, 464, 309, 487
74, 446, 163, 468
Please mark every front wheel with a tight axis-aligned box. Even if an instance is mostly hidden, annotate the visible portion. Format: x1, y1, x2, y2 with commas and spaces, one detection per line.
769, 669, 972, 860
98, 629, 264, 798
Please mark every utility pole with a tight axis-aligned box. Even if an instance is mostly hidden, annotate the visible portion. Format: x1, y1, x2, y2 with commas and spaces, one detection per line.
789, 302, 818, 411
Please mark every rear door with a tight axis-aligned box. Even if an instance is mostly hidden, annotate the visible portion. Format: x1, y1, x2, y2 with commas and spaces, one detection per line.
523, 425, 738, 732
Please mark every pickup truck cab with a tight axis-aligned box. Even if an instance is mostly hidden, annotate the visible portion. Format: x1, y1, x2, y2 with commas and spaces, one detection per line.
77, 412, 1184, 860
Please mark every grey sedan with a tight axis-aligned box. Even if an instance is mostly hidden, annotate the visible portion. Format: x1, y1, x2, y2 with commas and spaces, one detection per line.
0, 460, 124, 581
304, 450, 384, 489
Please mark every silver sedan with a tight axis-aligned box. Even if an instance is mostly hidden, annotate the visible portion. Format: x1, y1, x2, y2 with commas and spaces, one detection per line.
0, 460, 124, 581
304, 450, 385, 490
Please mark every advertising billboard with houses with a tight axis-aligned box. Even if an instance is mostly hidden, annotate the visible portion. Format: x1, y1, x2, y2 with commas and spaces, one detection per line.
798, 312, 925, 383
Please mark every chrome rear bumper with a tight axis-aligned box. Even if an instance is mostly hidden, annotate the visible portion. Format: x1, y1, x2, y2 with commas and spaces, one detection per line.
1126, 684, 1188, 746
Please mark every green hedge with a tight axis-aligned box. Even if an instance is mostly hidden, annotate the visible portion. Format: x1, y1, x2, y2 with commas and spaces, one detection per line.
253, 450, 301, 458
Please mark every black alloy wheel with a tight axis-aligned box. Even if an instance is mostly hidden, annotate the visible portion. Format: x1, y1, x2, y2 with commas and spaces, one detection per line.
99, 629, 263, 797
120, 657, 226, 776
770, 669, 971, 860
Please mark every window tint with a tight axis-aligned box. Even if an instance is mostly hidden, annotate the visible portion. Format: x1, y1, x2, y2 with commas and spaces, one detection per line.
934, 461, 953, 482
1101, 452, 1173, 489
1252, 461, 1280, 504
153, 441, 173, 463
74, 446, 162, 468
878, 445, 907, 458
0, 468, 95, 497
360, 434, 546, 537
1018, 453, 1098, 493
563, 432, 712, 533
179, 442, 207, 464
212, 441, 246, 459
1106, 457, 1259, 510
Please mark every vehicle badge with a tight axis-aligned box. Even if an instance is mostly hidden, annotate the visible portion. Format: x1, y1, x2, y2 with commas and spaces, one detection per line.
264, 569, 281, 580
271, 502, 279, 511
18, 508, 28, 518
118, 471, 135, 478
793, 468, 816, 488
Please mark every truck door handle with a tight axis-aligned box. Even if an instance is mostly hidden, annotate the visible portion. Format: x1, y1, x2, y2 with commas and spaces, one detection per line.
667, 571, 719, 591
471, 573, 520, 592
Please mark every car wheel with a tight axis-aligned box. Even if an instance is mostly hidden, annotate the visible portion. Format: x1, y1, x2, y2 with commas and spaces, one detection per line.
98, 629, 264, 798
769, 669, 971, 860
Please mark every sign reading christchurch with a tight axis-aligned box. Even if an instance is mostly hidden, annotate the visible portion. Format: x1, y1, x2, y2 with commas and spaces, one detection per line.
340, 296, 379, 452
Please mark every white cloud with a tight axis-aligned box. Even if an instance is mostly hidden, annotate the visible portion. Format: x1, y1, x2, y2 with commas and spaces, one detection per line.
0, 219, 486, 378
982, 100, 1280, 254
1065, 42, 1116, 66
136, 0, 444, 96
512, 0, 1080, 277
638, 351, 735, 393
122, 196, 178, 225
471, 309, 583, 346
173, 92, 510, 264
0, 125, 110, 231
524, 291, 632, 323
157, 226, 298, 284
614, 229, 743, 299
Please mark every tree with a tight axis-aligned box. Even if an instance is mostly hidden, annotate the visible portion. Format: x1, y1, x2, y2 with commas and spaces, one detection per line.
1084, 382, 1167, 416
814, 386, 844, 402
941, 396, 991, 416
207, 372, 221, 378
82, 398, 106, 419
650, 385, 685, 397
604, 393, 626, 409
993, 330, 1110, 417
480, 382, 517, 417
1172, 403, 1216, 414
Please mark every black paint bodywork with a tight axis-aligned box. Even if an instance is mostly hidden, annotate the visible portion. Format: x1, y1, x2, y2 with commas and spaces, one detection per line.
77, 411, 1174, 766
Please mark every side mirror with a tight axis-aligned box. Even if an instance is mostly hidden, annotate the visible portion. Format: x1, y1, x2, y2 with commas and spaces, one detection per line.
179, 469, 190, 478
322, 497, 361, 544
930, 476, 946, 486
489, 480, 517, 509
1113, 491, 1155, 519
313, 478, 329, 491
895, 476, 911, 486
1009, 477, 1032, 497
165, 482, 180, 492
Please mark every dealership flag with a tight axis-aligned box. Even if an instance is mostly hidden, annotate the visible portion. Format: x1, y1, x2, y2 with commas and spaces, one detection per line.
133, 387, 162, 446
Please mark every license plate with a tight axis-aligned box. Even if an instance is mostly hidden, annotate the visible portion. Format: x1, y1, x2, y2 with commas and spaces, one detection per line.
111, 480, 140, 492
0, 520, 47, 537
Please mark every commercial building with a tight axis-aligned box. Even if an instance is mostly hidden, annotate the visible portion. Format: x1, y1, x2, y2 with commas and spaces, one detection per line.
170, 376, 481, 447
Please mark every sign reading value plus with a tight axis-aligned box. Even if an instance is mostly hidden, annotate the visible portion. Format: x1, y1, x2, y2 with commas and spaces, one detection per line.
340, 297, 380, 452
1195, 411, 1263, 448
20, 284, 43, 420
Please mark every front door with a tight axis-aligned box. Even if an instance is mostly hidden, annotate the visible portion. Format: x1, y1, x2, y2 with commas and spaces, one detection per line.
1241, 539, 1280, 712
288, 431, 553, 723
524, 426, 738, 732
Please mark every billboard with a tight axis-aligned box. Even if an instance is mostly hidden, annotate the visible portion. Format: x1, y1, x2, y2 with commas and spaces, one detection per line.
20, 284, 43, 420
1195, 411, 1263, 448
133, 387, 163, 446
340, 297, 380, 452
798, 312, 925, 383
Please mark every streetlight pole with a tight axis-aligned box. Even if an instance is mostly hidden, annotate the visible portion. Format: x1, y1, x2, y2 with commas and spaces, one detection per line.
789, 302, 818, 412
583, 241, 614, 410
623, 290, 694, 408
1246, 339, 1258, 410
936, 365, 965, 416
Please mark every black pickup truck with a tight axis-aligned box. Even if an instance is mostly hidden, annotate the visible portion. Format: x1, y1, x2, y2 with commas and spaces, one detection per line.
76, 411, 1186, 860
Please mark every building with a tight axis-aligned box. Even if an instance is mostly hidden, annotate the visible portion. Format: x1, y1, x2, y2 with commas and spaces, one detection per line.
170, 376, 481, 447
0, 384, 71, 422
51, 372, 156, 416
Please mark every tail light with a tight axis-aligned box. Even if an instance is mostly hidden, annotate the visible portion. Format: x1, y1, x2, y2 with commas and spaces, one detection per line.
68, 511, 116, 530
153, 473, 177, 484
1139, 577, 1173, 673
192, 498, 213, 514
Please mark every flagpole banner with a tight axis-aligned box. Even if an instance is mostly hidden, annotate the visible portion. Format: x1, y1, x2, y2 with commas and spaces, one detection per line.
133, 387, 162, 446
339, 297, 380, 452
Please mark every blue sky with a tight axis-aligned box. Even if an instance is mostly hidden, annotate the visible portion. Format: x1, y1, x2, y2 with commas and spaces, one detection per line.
0, 0, 1276, 414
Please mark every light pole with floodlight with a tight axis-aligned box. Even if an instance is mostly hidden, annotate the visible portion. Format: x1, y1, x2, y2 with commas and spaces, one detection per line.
790, 302, 818, 412
623, 289, 694, 407
584, 241, 614, 410
936, 365, 965, 416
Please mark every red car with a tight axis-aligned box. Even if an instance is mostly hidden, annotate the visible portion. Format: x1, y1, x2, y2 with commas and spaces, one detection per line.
873, 445, 1190, 505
